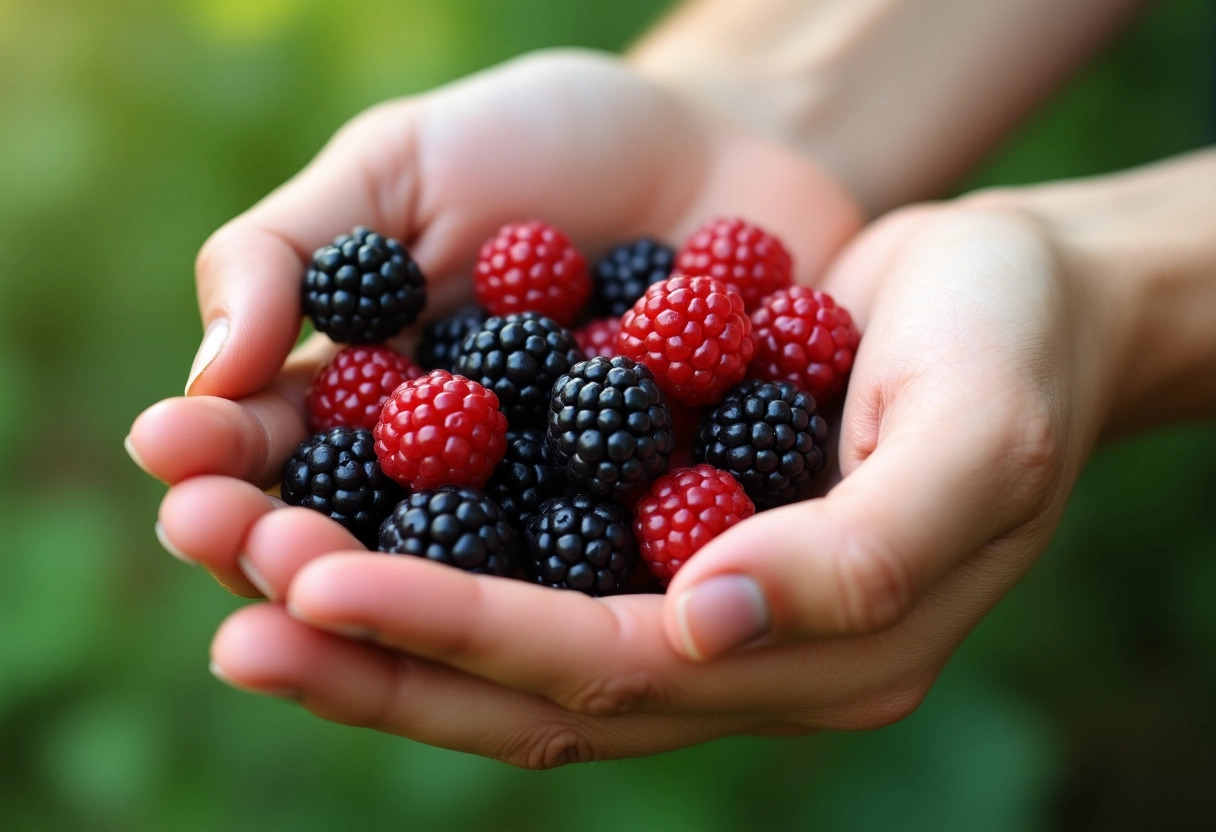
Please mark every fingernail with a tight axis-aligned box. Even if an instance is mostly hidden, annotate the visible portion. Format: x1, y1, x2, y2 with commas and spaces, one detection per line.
124, 434, 152, 476
155, 521, 197, 567
238, 555, 276, 601
209, 661, 301, 701
266, 496, 288, 509
185, 317, 229, 395
675, 575, 770, 660
287, 601, 377, 640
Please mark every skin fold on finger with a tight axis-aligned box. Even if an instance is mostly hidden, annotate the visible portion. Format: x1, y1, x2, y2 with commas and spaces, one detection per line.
211, 604, 770, 767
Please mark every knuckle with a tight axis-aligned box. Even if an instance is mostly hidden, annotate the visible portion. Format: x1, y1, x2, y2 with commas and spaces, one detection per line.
561, 670, 666, 717
1000, 393, 1065, 512
832, 530, 915, 634
828, 679, 933, 732
499, 724, 595, 771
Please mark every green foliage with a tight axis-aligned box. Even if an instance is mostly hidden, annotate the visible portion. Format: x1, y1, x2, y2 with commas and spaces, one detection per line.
0, 0, 1213, 829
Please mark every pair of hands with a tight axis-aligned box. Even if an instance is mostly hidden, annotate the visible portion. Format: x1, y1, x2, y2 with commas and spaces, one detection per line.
128, 50, 1115, 766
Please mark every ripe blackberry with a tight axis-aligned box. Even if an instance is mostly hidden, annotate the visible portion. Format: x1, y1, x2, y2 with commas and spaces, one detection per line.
523, 494, 636, 595
749, 286, 860, 404
547, 356, 674, 501
474, 221, 589, 326
695, 380, 828, 510
675, 217, 792, 311
415, 306, 487, 372
306, 345, 422, 432
281, 427, 404, 548
616, 275, 755, 406
635, 464, 754, 585
591, 238, 675, 317
302, 226, 427, 343
374, 369, 507, 490
573, 317, 621, 360
484, 428, 566, 532
379, 486, 517, 576
455, 313, 584, 428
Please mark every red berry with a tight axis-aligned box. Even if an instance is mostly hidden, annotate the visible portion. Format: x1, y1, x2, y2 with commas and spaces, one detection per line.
474, 221, 590, 326
616, 275, 755, 406
675, 217, 793, 311
634, 464, 754, 585
306, 345, 422, 432
749, 286, 860, 403
374, 369, 507, 490
573, 317, 621, 359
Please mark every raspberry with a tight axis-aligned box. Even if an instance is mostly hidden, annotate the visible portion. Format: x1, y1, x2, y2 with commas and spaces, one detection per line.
616, 275, 755, 406
573, 317, 621, 360
379, 486, 517, 576
591, 237, 675, 317
634, 464, 754, 585
415, 305, 487, 372
484, 427, 566, 532
523, 494, 636, 595
696, 379, 828, 510
306, 345, 422, 432
474, 221, 589, 326
675, 217, 792, 311
455, 313, 584, 428
302, 226, 427, 343
374, 369, 507, 490
547, 356, 674, 501
749, 286, 860, 403
281, 427, 404, 548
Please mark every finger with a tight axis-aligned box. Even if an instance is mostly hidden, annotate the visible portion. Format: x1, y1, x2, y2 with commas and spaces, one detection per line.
239, 507, 368, 602
211, 604, 770, 767
157, 476, 281, 597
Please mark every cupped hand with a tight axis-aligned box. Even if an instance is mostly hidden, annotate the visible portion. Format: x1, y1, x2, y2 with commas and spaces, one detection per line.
194, 197, 1125, 766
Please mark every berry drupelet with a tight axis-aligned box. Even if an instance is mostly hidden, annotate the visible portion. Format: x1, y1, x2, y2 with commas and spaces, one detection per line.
590, 237, 675, 317
414, 306, 487, 372
281, 427, 404, 548
523, 493, 637, 595
695, 379, 829, 510
484, 427, 566, 532
379, 486, 518, 576
302, 226, 426, 343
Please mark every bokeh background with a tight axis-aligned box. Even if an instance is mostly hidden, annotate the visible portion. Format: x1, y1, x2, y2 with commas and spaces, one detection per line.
2, 0, 1214, 829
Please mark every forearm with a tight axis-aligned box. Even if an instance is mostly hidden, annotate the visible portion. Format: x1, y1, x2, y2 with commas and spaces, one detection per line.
630, 0, 1142, 216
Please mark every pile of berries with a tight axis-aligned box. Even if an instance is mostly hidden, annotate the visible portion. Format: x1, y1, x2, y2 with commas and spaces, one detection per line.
281, 218, 860, 595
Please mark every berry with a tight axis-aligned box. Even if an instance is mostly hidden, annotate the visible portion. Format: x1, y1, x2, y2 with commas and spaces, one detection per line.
306, 345, 422, 432
415, 306, 487, 372
591, 238, 675, 317
374, 369, 507, 490
696, 379, 828, 510
484, 428, 566, 532
281, 427, 404, 548
474, 221, 589, 326
749, 286, 860, 403
523, 494, 636, 595
547, 356, 674, 501
616, 275, 755, 406
379, 486, 517, 576
573, 317, 622, 360
455, 313, 584, 428
302, 226, 427, 343
634, 464, 754, 585
675, 217, 792, 311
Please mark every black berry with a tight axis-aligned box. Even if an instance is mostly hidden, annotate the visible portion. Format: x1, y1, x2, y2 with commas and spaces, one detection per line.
484, 428, 566, 532
523, 494, 636, 595
591, 238, 674, 317
378, 486, 517, 576
415, 305, 487, 372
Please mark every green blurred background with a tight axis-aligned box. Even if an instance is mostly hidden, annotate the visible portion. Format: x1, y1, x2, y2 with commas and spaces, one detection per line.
1, 0, 1214, 829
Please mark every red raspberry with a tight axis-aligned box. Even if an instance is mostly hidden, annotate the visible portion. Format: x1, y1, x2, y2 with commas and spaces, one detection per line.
573, 317, 621, 359
634, 464, 755, 585
675, 217, 793, 311
374, 370, 507, 490
474, 221, 590, 326
306, 345, 422, 432
616, 275, 755, 406
749, 286, 860, 403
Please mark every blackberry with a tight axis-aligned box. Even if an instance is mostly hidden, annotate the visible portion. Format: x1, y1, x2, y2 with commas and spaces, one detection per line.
695, 379, 828, 510
415, 305, 487, 372
378, 486, 517, 576
302, 226, 426, 343
591, 238, 675, 317
547, 356, 674, 501
484, 428, 566, 532
523, 494, 636, 595
281, 427, 404, 548
456, 312, 584, 428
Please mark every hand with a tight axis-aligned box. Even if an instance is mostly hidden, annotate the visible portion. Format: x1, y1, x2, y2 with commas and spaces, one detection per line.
189, 195, 1126, 766
128, 48, 861, 595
